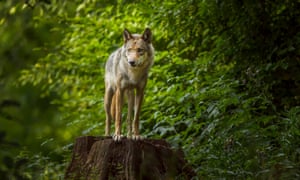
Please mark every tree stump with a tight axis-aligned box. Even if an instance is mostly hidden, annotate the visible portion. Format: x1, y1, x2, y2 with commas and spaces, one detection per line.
65, 136, 195, 180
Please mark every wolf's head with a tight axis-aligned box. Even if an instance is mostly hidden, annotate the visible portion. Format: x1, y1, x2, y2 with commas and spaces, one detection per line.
123, 28, 153, 67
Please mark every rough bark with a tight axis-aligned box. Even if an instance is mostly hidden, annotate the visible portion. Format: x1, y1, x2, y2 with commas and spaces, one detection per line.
65, 136, 195, 180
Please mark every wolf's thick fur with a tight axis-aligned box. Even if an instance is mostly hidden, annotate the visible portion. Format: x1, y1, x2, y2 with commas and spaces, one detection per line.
104, 28, 154, 141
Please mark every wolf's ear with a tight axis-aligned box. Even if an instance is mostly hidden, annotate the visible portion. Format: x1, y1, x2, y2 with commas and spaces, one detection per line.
123, 28, 133, 42
142, 28, 152, 43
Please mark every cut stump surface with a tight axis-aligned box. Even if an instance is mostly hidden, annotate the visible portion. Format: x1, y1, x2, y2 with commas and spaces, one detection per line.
65, 136, 195, 180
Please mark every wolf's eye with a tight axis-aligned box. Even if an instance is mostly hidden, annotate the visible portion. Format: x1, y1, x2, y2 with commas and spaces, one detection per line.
137, 48, 144, 53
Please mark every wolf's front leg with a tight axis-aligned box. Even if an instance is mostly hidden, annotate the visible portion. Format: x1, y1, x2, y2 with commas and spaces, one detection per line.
132, 87, 145, 140
126, 90, 134, 138
113, 88, 124, 141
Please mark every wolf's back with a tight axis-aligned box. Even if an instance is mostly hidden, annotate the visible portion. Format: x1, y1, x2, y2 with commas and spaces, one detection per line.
105, 47, 123, 85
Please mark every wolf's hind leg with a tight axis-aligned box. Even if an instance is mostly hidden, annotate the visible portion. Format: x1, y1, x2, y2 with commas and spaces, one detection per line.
113, 88, 124, 141
104, 87, 114, 136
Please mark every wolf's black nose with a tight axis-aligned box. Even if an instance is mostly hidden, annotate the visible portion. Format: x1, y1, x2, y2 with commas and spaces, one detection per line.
128, 61, 136, 66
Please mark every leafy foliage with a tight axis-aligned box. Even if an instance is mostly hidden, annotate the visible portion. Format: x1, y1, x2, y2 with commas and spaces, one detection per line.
1, 0, 299, 179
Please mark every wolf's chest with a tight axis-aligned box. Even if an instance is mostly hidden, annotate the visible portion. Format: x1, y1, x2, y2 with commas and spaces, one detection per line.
121, 69, 146, 88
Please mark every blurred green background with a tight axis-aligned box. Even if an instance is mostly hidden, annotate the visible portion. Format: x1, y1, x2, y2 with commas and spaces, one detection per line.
1, 0, 299, 179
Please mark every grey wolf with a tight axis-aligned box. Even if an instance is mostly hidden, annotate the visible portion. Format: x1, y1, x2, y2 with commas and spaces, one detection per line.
104, 28, 154, 141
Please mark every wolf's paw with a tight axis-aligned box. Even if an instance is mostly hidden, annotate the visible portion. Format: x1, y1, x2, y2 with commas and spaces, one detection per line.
131, 135, 143, 141
113, 134, 124, 142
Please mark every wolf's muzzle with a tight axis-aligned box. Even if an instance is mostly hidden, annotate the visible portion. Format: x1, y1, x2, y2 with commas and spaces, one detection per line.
128, 60, 136, 67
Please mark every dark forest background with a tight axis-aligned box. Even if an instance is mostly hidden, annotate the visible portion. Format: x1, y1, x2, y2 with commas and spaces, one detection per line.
1, 0, 299, 179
